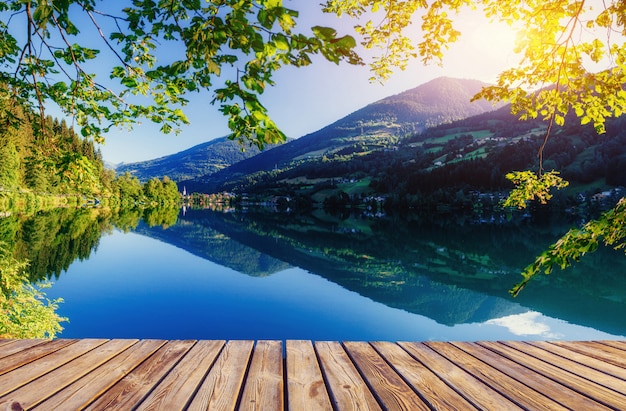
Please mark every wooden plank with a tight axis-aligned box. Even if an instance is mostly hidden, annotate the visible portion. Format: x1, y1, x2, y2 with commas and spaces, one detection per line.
0, 339, 77, 376
285, 340, 332, 411
0, 339, 49, 361
0, 339, 137, 409
502, 341, 626, 395
600, 340, 626, 351
0, 338, 107, 398
84, 340, 196, 411
453, 342, 613, 410
136, 340, 225, 411
33, 339, 166, 411
478, 341, 626, 409
426, 341, 568, 410
372, 341, 475, 410
315, 341, 382, 410
187, 340, 254, 411
343, 341, 429, 410
399, 342, 523, 410
239, 340, 283, 411
528, 341, 626, 381
551, 341, 626, 368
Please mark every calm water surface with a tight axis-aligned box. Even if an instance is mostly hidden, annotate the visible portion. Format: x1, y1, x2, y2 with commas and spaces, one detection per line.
37, 208, 626, 341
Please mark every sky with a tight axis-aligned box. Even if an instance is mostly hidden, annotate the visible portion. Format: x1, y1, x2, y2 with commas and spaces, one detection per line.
61, 3, 521, 164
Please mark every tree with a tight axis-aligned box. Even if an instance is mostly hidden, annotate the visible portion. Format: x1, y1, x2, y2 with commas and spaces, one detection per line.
0, 0, 360, 148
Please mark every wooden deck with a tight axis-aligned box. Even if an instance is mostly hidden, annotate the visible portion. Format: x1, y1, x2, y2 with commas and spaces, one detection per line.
0, 339, 625, 410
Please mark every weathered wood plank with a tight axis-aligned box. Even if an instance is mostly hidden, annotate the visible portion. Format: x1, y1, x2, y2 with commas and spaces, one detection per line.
84, 340, 196, 411
285, 340, 332, 411
315, 341, 382, 410
399, 342, 523, 410
187, 340, 254, 411
0, 339, 49, 361
599, 340, 626, 351
0, 339, 76, 376
0, 339, 137, 409
426, 341, 568, 410
239, 340, 283, 411
372, 341, 475, 410
453, 341, 613, 411
0, 338, 107, 398
343, 341, 429, 411
528, 341, 626, 381
33, 339, 166, 411
502, 341, 626, 396
0, 338, 625, 410
136, 340, 225, 411
479, 341, 626, 409
551, 341, 626, 368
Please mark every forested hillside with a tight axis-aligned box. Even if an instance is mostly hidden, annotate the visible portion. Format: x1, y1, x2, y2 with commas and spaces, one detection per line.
200, 105, 626, 212
116, 136, 289, 182
182, 77, 497, 192
0, 97, 180, 205
0, 101, 110, 196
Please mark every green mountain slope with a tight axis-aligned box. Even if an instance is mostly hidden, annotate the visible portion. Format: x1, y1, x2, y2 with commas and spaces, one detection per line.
183, 76, 498, 192
115, 136, 287, 182
196, 100, 626, 210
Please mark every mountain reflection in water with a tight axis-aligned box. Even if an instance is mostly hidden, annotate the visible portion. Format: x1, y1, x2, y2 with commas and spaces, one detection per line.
5, 207, 625, 340
136, 208, 626, 337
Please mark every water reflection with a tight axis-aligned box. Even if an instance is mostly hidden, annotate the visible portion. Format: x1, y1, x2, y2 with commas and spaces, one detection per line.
2, 206, 626, 340
138, 209, 626, 336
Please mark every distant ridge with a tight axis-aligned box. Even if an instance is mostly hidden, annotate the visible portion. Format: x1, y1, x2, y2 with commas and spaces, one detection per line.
116, 136, 286, 182
184, 76, 497, 192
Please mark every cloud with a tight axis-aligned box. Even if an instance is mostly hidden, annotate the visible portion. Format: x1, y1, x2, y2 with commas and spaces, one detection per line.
486, 311, 561, 338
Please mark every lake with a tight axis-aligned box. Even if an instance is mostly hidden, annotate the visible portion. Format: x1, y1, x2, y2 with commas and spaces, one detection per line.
5, 207, 626, 341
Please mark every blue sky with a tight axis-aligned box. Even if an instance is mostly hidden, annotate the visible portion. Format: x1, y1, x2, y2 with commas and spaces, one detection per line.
9, 2, 520, 164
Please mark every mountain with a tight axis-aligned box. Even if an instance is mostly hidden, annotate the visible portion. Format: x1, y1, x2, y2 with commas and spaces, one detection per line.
186, 95, 626, 209
183, 77, 498, 192
115, 135, 286, 182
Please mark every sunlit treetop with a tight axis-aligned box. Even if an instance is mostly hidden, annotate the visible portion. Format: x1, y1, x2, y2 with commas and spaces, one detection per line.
1, 0, 625, 151
325, 0, 626, 140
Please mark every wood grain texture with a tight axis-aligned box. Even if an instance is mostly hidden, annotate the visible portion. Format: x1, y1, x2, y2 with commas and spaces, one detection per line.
0, 339, 76, 376
0, 338, 107, 398
34, 339, 166, 411
527, 340, 626, 381
0, 338, 624, 410
315, 341, 382, 410
502, 341, 626, 400
426, 341, 568, 410
285, 340, 332, 411
452, 341, 613, 411
84, 340, 196, 411
187, 339, 254, 411
1, 339, 137, 409
343, 341, 429, 410
136, 340, 225, 411
550, 340, 626, 368
239, 340, 283, 411
479, 341, 626, 409
372, 341, 474, 410
399, 342, 524, 410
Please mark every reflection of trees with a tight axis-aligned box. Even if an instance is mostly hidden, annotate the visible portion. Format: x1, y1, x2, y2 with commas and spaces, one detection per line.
0, 206, 181, 281
1, 208, 112, 281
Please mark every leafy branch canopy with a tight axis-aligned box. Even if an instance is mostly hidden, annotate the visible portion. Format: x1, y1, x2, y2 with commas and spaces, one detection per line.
0, 0, 361, 147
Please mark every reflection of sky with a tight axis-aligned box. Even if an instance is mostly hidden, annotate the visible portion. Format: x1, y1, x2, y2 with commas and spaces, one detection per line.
46, 231, 625, 342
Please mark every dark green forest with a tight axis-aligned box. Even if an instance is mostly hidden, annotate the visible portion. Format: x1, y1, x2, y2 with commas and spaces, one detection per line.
203, 107, 626, 215
0, 97, 180, 207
